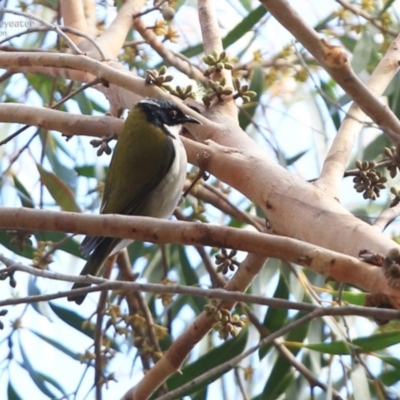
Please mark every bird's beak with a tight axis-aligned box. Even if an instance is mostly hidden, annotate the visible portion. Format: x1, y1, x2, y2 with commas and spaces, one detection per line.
182, 115, 202, 125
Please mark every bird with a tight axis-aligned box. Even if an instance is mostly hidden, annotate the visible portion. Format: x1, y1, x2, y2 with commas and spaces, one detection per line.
68, 98, 200, 304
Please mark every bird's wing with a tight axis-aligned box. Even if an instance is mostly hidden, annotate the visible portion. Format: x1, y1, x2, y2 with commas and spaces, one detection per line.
81, 137, 176, 256
102, 135, 175, 217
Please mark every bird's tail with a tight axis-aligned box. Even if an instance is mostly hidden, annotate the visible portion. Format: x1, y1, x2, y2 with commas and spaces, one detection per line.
68, 237, 117, 305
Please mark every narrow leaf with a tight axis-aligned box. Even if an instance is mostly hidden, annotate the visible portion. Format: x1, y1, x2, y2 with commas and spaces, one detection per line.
29, 328, 81, 361
259, 271, 290, 359
222, 6, 267, 49
36, 163, 81, 212
27, 277, 53, 321
239, 65, 264, 131
180, 6, 268, 58
166, 328, 248, 396
7, 381, 22, 400
351, 31, 373, 73
304, 330, 400, 355
178, 246, 206, 313
262, 313, 309, 399
12, 174, 34, 208
19, 337, 58, 398
49, 303, 120, 351
42, 132, 77, 189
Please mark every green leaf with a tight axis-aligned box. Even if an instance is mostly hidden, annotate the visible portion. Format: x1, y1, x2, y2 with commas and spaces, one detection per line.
192, 386, 208, 400
178, 246, 206, 313
52, 132, 75, 159
362, 134, 391, 162
314, 12, 337, 31
36, 163, 81, 212
75, 91, 93, 115
26, 74, 52, 105
339, 34, 358, 53
35, 231, 82, 258
49, 303, 120, 351
387, 74, 400, 120
19, 336, 60, 398
0, 230, 35, 258
29, 328, 81, 361
7, 381, 22, 400
304, 330, 400, 355
319, 79, 341, 131
239, 0, 252, 12
328, 290, 366, 306
75, 164, 97, 178
239, 65, 264, 131
42, 132, 77, 189
261, 313, 309, 399
286, 150, 308, 166
259, 271, 290, 359
27, 277, 53, 321
380, 0, 396, 15
50, 302, 95, 338
12, 174, 34, 208
379, 367, 400, 386
376, 354, 400, 369
351, 31, 373, 74
222, 5, 267, 50
165, 328, 248, 397
180, 6, 268, 58
263, 371, 294, 400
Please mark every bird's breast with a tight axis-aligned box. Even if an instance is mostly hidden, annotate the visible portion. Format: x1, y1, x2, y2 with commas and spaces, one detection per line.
147, 131, 187, 218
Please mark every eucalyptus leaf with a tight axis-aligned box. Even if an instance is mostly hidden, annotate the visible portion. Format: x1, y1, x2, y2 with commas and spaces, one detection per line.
165, 328, 248, 397
36, 163, 81, 212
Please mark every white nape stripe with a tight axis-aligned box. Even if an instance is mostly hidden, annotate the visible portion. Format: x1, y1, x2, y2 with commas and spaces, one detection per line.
139, 98, 161, 107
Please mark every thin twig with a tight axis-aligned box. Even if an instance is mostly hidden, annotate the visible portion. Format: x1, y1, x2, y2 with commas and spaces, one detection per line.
373, 203, 400, 231
155, 310, 336, 400
0, 25, 107, 60
335, 0, 397, 37
0, 8, 83, 54
243, 304, 342, 399
2, 255, 400, 320
94, 258, 113, 400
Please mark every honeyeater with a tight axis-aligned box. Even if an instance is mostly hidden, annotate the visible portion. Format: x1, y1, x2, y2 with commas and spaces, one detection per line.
68, 98, 200, 304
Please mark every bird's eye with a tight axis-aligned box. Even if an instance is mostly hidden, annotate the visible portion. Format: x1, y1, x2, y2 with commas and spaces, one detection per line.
169, 109, 178, 118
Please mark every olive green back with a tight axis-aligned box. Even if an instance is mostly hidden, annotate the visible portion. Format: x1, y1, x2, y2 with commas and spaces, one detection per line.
101, 106, 175, 216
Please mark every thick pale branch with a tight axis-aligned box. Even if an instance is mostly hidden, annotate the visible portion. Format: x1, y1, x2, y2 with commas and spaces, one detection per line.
60, 0, 89, 43
133, 251, 266, 399
0, 206, 398, 300
0, 55, 398, 316
260, 0, 400, 142
318, 31, 400, 196
198, 0, 236, 118
0, 52, 204, 123
374, 204, 400, 232
0, 104, 122, 138
1, 94, 399, 303
92, 0, 146, 59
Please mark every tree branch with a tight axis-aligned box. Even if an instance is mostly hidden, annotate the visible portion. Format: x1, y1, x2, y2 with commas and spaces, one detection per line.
318, 31, 400, 196
0, 207, 399, 302
198, 0, 236, 117
133, 15, 204, 82
260, 0, 400, 143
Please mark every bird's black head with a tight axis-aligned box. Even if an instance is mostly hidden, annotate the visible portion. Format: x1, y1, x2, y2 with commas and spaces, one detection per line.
138, 98, 200, 128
